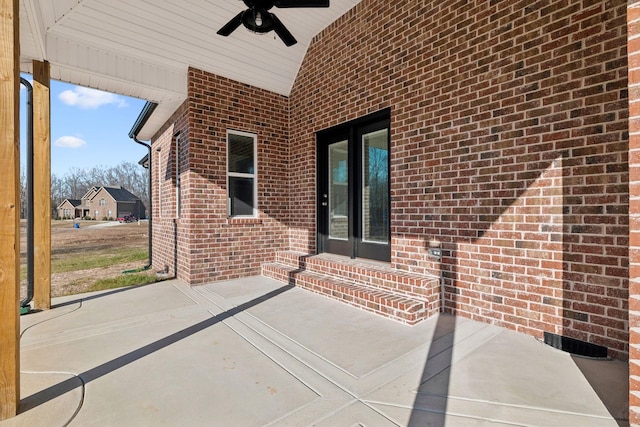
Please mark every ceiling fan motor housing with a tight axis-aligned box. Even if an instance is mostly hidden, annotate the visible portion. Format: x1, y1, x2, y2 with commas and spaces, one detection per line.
218, 0, 330, 46
242, 8, 275, 33
243, 0, 277, 10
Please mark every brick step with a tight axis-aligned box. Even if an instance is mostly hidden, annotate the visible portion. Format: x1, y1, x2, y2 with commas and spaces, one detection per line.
273, 250, 439, 300
262, 261, 434, 325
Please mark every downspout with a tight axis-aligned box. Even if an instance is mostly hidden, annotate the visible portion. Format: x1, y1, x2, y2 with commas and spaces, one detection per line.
128, 101, 157, 271
20, 77, 34, 310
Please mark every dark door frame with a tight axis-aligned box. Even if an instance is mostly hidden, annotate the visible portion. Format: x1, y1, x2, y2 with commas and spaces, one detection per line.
316, 108, 391, 262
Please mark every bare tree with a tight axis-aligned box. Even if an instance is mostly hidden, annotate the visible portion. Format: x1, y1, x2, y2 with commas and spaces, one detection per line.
20, 169, 27, 219
61, 167, 90, 199
50, 174, 66, 218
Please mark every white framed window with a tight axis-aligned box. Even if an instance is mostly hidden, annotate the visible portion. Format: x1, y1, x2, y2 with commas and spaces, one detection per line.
227, 130, 257, 217
99, 198, 106, 206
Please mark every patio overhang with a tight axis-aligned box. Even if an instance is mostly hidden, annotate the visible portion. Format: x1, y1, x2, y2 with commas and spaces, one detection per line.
19, 0, 363, 139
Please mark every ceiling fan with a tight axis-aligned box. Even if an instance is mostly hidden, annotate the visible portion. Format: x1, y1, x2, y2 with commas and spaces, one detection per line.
217, 0, 330, 47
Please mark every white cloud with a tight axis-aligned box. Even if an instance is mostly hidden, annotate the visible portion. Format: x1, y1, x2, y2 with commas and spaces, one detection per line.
54, 136, 87, 148
58, 86, 128, 109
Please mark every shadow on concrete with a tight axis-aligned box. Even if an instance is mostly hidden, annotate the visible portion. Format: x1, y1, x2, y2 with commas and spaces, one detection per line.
18, 284, 294, 414
48, 282, 160, 309
408, 248, 457, 426
571, 355, 629, 426
408, 314, 456, 426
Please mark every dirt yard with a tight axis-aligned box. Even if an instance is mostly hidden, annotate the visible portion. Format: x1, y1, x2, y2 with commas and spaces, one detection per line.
20, 220, 150, 298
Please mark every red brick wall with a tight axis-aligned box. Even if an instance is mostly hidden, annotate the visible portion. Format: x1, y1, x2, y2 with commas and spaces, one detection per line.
628, 1, 640, 423
151, 68, 290, 284
151, 101, 188, 278
290, 0, 629, 357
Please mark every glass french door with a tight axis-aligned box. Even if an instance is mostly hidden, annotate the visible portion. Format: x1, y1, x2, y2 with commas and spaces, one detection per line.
358, 125, 390, 260
320, 138, 351, 256
317, 116, 390, 262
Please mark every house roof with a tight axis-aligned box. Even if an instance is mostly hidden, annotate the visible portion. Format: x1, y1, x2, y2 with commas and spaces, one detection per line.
81, 186, 100, 200
57, 198, 82, 209
19, 0, 363, 140
97, 186, 141, 203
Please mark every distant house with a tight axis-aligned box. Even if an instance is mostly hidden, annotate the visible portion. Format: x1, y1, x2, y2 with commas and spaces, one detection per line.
56, 186, 146, 220
56, 199, 83, 219
89, 186, 146, 220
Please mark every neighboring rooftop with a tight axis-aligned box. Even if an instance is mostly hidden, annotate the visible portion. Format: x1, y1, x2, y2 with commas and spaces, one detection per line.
62, 199, 81, 207
98, 186, 141, 203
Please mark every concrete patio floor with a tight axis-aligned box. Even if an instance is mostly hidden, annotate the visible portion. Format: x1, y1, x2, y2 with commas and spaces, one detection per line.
1, 276, 628, 426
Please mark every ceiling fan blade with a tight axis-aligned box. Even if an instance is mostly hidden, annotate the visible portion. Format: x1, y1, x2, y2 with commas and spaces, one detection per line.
217, 11, 244, 36
274, 0, 329, 8
271, 14, 297, 46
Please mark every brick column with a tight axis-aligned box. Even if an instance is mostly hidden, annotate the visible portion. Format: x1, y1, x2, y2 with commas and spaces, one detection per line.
628, 2, 640, 425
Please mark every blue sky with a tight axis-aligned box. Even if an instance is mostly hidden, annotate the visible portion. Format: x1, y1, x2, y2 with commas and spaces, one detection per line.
20, 75, 148, 177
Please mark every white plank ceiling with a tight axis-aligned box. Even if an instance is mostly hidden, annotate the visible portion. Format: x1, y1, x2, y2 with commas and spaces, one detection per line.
19, 0, 362, 139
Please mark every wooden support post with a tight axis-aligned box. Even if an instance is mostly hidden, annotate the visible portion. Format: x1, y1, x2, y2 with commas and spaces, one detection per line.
0, 0, 21, 420
33, 60, 51, 310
